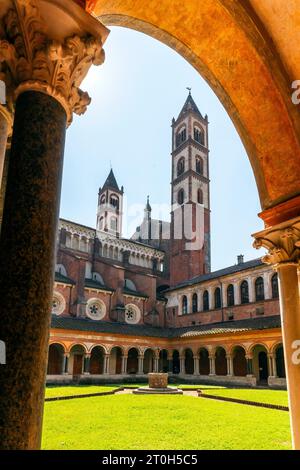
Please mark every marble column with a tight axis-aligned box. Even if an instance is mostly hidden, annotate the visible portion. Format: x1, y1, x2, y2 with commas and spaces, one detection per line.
226, 355, 233, 376
193, 356, 200, 375
246, 356, 253, 376
180, 356, 185, 375
267, 353, 274, 378
253, 217, 300, 449
154, 357, 159, 373
103, 354, 110, 375
63, 353, 70, 375
0, 0, 108, 450
209, 354, 216, 376
83, 354, 91, 375
0, 91, 67, 450
138, 355, 144, 375
122, 355, 128, 374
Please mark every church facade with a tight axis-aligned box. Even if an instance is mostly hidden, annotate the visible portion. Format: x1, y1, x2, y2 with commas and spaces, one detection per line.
48, 93, 285, 388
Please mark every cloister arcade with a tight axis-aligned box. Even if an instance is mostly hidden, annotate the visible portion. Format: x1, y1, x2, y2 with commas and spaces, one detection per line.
47, 340, 286, 386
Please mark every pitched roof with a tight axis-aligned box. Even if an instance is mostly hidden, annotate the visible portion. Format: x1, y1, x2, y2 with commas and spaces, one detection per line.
168, 258, 264, 291
54, 272, 75, 285
177, 92, 203, 121
51, 314, 281, 339
101, 169, 120, 192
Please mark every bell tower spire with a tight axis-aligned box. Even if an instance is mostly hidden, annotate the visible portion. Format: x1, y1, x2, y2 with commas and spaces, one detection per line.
97, 169, 124, 237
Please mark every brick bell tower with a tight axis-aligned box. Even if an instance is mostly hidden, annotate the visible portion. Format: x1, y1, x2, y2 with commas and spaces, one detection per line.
170, 91, 211, 286
97, 169, 124, 238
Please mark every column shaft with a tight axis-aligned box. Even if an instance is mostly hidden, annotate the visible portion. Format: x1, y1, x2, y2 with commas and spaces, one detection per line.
0, 91, 67, 450
0, 111, 9, 187
277, 263, 300, 449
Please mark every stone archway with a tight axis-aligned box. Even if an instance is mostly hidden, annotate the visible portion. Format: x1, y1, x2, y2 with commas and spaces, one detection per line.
232, 346, 247, 377
215, 347, 227, 376
47, 343, 65, 375
90, 346, 105, 375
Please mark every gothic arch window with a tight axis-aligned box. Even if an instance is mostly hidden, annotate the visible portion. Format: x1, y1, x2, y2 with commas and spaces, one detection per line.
194, 126, 204, 145
55, 264, 67, 277
214, 287, 221, 309
100, 194, 106, 204
197, 188, 203, 204
177, 157, 185, 176
110, 194, 119, 209
240, 280, 249, 304
99, 216, 104, 230
182, 295, 188, 315
195, 156, 204, 175
178, 189, 184, 205
192, 293, 198, 313
272, 273, 279, 299
255, 276, 265, 301
203, 290, 209, 311
227, 284, 235, 307
176, 127, 187, 147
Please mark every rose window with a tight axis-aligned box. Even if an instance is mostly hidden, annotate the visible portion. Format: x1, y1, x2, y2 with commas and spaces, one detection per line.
125, 304, 141, 324
86, 298, 106, 320
52, 292, 66, 316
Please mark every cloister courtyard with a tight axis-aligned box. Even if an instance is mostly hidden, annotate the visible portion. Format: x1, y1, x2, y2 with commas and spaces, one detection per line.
42, 384, 291, 450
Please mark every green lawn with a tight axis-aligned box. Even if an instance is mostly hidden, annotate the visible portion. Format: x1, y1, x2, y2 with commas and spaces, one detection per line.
45, 385, 119, 398
42, 394, 291, 450
202, 388, 288, 407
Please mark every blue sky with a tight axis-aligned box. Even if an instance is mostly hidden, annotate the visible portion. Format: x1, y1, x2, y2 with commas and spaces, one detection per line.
60, 26, 264, 271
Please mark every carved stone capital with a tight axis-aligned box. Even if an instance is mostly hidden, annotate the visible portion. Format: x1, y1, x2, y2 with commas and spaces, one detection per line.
252, 216, 300, 267
0, 0, 109, 125
0, 103, 13, 136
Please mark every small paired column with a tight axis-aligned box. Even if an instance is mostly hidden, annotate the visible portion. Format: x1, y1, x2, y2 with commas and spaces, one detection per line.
83, 353, 91, 375
266, 353, 277, 378
122, 355, 128, 375
179, 356, 185, 375
138, 355, 144, 375
226, 354, 233, 376
154, 355, 159, 373
245, 355, 254, 376
209, 354, 216, 376
63, 353, 70, 375
193, 355, 200, 375
103, 354, 110, 375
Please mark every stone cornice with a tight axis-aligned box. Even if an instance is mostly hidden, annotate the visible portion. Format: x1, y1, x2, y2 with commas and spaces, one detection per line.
0, 0, 109, 125
172, 137, 209, 157
252, 216, 300, 266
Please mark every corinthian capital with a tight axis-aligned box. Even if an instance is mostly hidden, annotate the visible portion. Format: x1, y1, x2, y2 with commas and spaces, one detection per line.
0, 0, 109, 124
252, 216, 300, 266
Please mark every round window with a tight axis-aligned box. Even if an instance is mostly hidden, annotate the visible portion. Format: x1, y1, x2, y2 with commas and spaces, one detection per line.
86, 298, 106, 320
52, 291, 66, 316
125, 304, 141, 324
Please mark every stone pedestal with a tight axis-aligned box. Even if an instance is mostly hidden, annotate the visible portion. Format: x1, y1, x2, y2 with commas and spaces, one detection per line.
148, 372, 168, 389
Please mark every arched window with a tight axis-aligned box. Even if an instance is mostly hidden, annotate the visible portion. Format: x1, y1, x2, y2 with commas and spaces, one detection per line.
194, 126, 204, 145
203, 290, 209, 311
177, 189, 184, 205
177, 157, 185, 176
240, 280, 249, 304
255, 276, 265, 301
110, 217, 117, 231
176, 127, 187, 147
214, 287, 221, 309
192, 293, 198, 313
195, 156, 203, 175
124, 279, 137, 292
227, 284, 234, 307
110, 195, 119, 209
100, 194, 106, 204
182, 296, 188, 315
272, 273, 279, 298
197, 188, 203, 204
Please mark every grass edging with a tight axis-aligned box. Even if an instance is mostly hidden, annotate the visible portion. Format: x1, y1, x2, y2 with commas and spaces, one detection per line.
45, 387, 125, 402
198, 391, 289, 412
